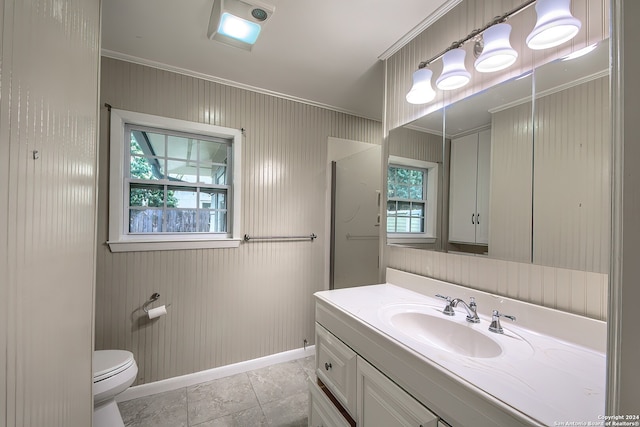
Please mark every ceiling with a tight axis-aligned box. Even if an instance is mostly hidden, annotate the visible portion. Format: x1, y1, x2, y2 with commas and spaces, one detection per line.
101, 0, 458, 121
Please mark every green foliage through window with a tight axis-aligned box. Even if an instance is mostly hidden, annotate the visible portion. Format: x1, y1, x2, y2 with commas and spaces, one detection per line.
130, 136, 178, 208
387, 165, 427, 234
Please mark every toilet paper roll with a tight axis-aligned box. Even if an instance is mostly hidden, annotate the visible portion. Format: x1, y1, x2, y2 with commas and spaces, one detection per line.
147, 305, 167, 319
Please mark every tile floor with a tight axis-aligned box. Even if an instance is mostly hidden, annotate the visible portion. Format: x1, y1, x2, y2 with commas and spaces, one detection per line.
118, 356, 315, 427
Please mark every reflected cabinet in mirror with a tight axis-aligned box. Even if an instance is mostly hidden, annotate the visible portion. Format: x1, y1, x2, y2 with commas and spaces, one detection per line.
387, 40, 610, 274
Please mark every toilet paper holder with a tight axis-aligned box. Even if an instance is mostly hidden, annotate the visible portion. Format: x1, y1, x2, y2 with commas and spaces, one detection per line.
143, 292, 166, 313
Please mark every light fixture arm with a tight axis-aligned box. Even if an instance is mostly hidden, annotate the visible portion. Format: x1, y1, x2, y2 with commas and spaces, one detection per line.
417, 0, 536, 69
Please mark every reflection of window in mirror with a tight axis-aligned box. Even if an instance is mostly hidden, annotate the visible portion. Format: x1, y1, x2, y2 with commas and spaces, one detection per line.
387, 155, 438, 245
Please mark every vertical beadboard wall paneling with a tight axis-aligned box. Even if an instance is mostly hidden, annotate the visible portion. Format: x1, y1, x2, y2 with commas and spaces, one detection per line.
533, 77, 610, 274
389, 127, 442, 162
1, 0, 101, 426
490, 102, 533, 263
384, 0, 610, 321
96, 58, 382, 384
387, 246, 608, 320
0, 20, 7, 424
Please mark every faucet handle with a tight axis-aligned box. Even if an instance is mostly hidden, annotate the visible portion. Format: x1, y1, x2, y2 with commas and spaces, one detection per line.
489, 310, 516, 334
435, 294, 456, 316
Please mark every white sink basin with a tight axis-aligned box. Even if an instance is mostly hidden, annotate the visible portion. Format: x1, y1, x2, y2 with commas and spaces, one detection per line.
380, 303, 531, 359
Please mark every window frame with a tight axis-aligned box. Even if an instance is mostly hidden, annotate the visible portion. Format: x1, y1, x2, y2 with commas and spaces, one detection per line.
387, 155, 438, 245
108, 109, 242, 252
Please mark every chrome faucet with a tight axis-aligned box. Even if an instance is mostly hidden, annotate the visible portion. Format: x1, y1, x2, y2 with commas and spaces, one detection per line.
436, 295, 480, 323
451, 297, 480, 323
489, 310, 516, 334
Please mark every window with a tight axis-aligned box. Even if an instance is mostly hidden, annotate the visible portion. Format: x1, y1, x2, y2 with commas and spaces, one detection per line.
108, 110, 242, 252
387, 156, 438, 244
387, 165, 426, 233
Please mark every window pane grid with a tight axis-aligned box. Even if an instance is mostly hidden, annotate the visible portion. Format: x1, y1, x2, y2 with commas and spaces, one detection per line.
387, 164, 428, 234
127, 178, 229, 191
128, 204, 229, 235
125, 125, 231, 235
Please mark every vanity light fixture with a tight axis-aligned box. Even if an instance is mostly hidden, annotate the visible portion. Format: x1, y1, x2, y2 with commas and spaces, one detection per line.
207, 0, 275, 51
406, 0, 582, 104
526, 0, 581, 50
474, 23, 518, 73
436, 48, 471, 90
406, 68, 436, 104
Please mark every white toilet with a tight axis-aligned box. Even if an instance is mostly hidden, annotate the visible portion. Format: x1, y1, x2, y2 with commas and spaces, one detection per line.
93, 350, 138, 427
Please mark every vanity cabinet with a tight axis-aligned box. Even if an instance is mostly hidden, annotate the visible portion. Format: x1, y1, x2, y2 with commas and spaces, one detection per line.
357, 357, 438, 427
449, 129, 491, 245
311, 322, 442, 427
308, 378, 352, 427
315, 323, 357, 417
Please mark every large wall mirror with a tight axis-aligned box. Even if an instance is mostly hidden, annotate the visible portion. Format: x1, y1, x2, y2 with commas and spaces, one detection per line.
387, 39, 610, 274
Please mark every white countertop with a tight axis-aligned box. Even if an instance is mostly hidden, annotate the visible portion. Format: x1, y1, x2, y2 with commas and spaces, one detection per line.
316, 283, 606, 426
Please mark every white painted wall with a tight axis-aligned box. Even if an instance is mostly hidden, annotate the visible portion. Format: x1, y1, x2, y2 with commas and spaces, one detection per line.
0, 0, 101, 425
610, 0, 640, 414
96, 58, 382, 385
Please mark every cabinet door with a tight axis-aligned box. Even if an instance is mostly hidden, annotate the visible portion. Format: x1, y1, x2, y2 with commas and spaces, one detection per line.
308, 379, 351, 427
475, 129, 491, 244
449, 133, 479, 243
315, 323, 357, 417
357, 358, 438, 427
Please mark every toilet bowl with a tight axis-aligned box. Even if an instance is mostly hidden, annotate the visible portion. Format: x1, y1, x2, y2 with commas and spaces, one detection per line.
93, 350, 138, 427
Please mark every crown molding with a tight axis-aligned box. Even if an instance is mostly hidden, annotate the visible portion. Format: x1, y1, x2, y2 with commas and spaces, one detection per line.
101, 49, 382, 122
377, 0, 463, 60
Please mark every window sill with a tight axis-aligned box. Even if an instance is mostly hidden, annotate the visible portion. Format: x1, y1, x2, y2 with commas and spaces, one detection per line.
107, 238, 242, 253
387, 237, 437, 245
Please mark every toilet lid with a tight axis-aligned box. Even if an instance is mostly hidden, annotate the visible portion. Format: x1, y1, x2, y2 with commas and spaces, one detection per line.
93, 350, 135, 383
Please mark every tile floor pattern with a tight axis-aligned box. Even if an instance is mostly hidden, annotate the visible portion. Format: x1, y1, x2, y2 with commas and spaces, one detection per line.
118, 356, 315, 427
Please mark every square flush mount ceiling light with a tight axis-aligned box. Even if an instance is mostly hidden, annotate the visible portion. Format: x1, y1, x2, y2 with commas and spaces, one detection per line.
207, 0, 275, 51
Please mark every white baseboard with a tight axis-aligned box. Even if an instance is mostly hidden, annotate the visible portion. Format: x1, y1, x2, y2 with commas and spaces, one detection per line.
117, 345, 316, 402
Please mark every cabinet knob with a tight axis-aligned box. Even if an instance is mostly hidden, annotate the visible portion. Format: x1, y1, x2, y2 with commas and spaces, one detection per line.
324, 362, 332, 371
471, 213, 475, 224
476, 213, 480, 224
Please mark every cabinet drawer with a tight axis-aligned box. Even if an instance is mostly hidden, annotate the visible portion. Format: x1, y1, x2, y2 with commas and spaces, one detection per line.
308, 379, 352, 427
357, 357, 438, 427
315, 322, 357, 417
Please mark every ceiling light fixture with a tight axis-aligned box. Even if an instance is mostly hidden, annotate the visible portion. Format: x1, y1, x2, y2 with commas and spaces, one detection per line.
406, 0, 582, 104
474, 23, 518, 73
406, 68, 436, 104
436, 48, 471, 90
208, 0, 275, 51
526, 0, 581, 50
